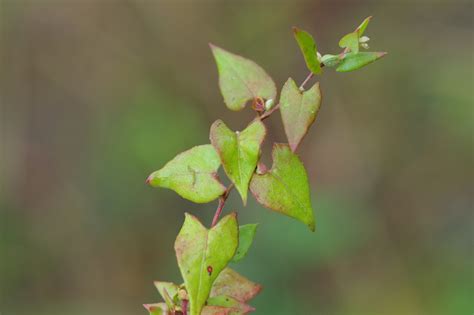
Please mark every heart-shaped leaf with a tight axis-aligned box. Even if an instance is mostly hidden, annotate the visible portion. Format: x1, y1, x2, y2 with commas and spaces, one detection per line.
232, 224, 258, 263
293, 27, 321, 75
280, 78, 322, 152
143, 303, 167, 315
175, 213, 239, 315
250, 144, 315, 231
210, 44, 277, 111
339, 31, 359, 53
210, 119, 266, 204
147, 145, 226, 203
336, 52, 387, 72
211, 268, 262, 303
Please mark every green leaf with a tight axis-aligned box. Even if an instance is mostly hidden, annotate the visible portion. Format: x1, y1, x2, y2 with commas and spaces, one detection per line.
175, 213, 239, 315
339, 31, 359, 53
292, 27, 321, 75
211, 268, 262, 303
336, 51, 387, 72
356, 16, 372, 37
154, 281, 179, 310
143, 303, 167, 315
280, 78, 321, 152
210, 44, 277, 111
210, 119, 266, 204
232, 224, 258, 262
250, 144, 315, 231
147, 145, 226, 203
206, 295, 255, 314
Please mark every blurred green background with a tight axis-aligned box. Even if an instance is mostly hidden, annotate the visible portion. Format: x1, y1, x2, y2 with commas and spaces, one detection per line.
1, 0, 472, 314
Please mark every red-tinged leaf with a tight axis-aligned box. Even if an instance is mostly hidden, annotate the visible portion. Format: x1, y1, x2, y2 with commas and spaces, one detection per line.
201, 305, 232, 315
206, 295, 255, 314
147, 145, 226, 203
210, 44, 277, 111
210, 268, 262, 303
280, 78, 321, 151
175, 213, 239, 315
143, 303, 167, 315
250, 144, 315, 231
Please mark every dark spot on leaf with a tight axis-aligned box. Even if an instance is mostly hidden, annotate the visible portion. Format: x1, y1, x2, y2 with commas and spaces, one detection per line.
207, 265, 213, 276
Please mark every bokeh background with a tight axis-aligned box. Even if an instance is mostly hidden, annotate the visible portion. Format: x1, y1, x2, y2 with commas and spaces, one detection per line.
1, 0, 473, 314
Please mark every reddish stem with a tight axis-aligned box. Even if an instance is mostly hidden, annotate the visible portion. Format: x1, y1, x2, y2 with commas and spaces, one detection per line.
259, 103, 280, 120
182, 299, 188, 315
211, 184, 234, 227
299, 72, 314, 90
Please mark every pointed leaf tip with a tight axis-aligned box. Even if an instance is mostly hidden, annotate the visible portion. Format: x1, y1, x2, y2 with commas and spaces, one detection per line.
356, 16, 372, 36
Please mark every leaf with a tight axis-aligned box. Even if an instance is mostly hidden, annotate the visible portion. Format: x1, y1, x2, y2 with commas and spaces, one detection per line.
339, 31, 359, 53
250, 144, 315, 231
147, 145, 226, 203
143, 303, 167, 315
175, 213, 239, 315
280, 78, 322, 152
201, 305, 231, 315
211, 268, 262, 303
206, 295, 255, 314
210, 44, 277, 111
154, 281, 179, 310
356, 16, 372, 37
292, 27, 321, 75
232, 224, 258, 263
210, 119, 266, 204
336, 52, 387, 72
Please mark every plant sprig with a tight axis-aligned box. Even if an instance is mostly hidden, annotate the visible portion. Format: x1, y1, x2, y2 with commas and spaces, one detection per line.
144, 16, 386, 315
